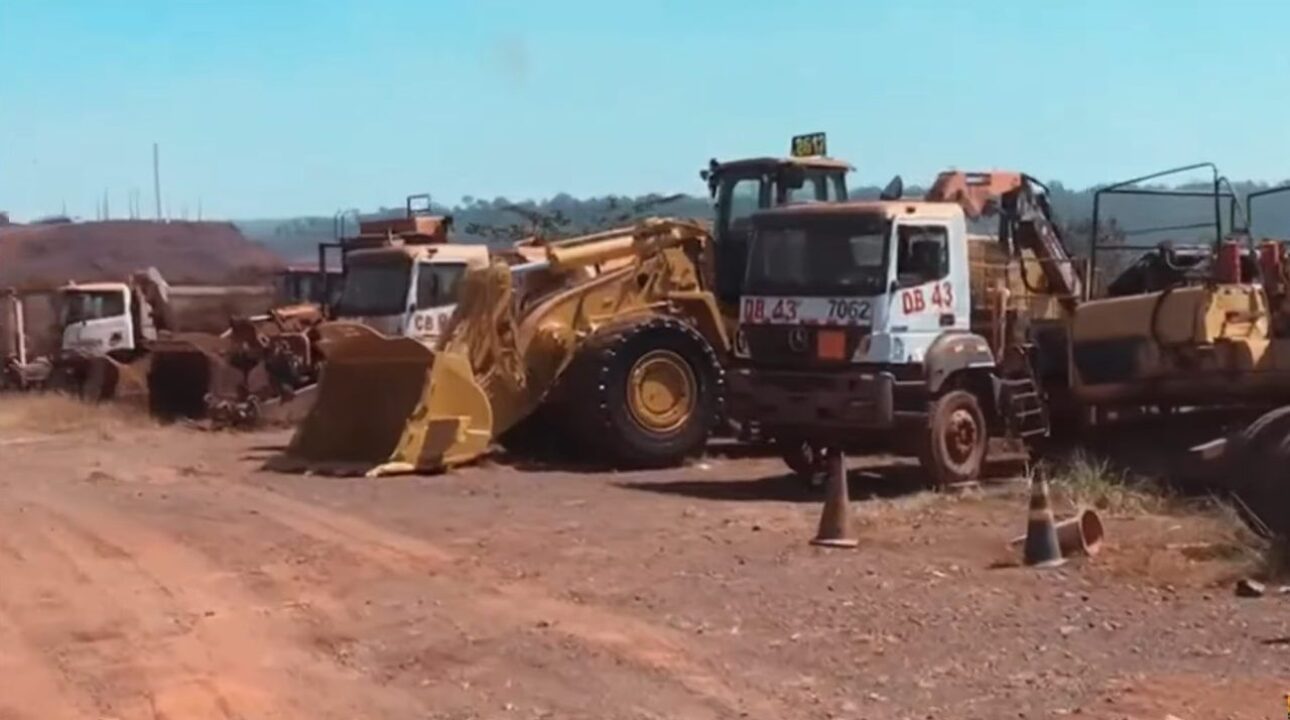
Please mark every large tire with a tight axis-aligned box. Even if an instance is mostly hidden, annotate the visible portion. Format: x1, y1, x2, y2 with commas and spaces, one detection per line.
1227, 406, 1290, 487
1226, 406, 1290, 537
918, 389, 988, 488
565, 316, 722, 468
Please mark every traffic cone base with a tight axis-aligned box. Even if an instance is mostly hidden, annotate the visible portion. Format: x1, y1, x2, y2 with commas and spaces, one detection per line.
1022, 476, 1064, 568
1008, 508, 1104, 559
810, 449, 858, 548
811, 536, 860, 549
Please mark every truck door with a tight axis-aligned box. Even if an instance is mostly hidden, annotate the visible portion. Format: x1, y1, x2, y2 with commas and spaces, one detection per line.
888, 221, 967, 361
714, 174, 769, 305
407, 261, 466, 341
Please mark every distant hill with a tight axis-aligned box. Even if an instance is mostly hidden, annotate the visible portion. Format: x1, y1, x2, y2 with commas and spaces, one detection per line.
0, 220, 283, 289
237, 179, 1290, 274
236, 192, 715, 262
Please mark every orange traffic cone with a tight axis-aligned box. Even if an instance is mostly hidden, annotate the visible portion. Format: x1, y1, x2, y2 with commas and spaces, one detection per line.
1009, 507, 1105, 558
1022, 475, 1064, 567
1054, 507, 1104, 557
811, 448, 858, 548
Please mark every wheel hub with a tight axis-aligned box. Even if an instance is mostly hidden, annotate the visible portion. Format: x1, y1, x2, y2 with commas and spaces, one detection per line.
944, 408, 979, 465
626, 350, 696, 433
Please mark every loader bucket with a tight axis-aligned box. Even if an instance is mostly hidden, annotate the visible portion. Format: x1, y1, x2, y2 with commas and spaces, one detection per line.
146, 334, 241, 420
272, 322, 493, 477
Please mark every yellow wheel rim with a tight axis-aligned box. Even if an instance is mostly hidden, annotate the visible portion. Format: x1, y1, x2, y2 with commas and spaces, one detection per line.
626, 350, 696, 434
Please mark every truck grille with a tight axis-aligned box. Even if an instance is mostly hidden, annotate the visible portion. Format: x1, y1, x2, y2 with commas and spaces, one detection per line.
743, 325, 870, 368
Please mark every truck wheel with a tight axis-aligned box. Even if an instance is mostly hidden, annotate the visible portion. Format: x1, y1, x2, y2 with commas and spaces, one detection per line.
572, 317, 722, 468
779, 438, 828, 489
919, 389, 987, 488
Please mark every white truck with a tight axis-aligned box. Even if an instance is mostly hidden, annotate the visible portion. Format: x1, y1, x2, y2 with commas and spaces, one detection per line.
58, 270, 275, 358
328, 205, 546, 344
52, 268, 276, 403
727, 171, 1081, 486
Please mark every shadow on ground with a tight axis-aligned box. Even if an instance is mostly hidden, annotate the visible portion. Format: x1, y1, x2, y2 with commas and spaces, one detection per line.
1037, 409, 1255, 492
616, 460, 931, 504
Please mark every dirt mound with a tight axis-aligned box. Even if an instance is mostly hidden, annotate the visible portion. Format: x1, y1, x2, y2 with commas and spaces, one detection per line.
0, 220, 284, 289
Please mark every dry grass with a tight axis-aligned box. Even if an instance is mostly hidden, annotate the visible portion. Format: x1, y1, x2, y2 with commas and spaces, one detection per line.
1038, 448, 1290, 585
1039, 450, 1171, 515
0, 393, 152, 438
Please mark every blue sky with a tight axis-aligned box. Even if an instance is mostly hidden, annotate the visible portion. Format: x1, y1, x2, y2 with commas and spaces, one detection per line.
2, 0, 1290, 221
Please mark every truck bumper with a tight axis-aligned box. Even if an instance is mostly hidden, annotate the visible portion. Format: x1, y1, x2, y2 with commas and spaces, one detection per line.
726, 367, 898, 434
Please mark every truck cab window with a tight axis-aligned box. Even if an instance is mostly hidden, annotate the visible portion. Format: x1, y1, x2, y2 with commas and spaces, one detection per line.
725, 177, 765, 228
415, 263, 466, 309
782, 175, 832, 205
62, 291, 126, 323
895, 225, 949, 287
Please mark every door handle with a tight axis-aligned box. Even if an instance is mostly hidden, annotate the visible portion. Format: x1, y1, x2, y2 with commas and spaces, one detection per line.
939, 313, 955, 327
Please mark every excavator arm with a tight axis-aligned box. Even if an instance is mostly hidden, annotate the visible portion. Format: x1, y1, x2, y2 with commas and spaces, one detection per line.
926, 171, 1084, 311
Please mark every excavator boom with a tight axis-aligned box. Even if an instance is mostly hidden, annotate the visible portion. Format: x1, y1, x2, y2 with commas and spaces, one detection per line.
927, 170, 1084, 310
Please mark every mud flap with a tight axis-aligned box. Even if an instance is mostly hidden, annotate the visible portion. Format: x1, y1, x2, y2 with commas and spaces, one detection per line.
270, 323, 493, 476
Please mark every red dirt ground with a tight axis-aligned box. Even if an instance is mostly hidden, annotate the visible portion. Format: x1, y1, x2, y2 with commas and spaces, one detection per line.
0, 406, 1285, 720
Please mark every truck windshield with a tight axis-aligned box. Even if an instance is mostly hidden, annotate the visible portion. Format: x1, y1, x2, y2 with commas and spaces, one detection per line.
415, 262, 466, 309
61, 291, 126, 324
746, 215, 890, 296
336, 259, 411, 316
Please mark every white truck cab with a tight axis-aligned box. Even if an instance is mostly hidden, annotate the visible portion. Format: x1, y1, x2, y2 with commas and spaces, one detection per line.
727, 173, 1071, 487
59, 282, 149, 359
335, 243, 491, 343
735, 200, 973, 368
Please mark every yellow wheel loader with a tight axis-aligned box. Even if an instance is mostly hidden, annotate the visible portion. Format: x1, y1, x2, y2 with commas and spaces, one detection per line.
269, 134, 859, 474
269, 218, 735, 476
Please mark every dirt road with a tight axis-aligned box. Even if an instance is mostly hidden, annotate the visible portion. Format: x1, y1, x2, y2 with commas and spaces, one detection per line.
0, 417, 1285, 719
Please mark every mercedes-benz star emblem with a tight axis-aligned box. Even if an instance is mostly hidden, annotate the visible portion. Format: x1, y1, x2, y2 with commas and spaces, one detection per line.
787, 327, 808, 352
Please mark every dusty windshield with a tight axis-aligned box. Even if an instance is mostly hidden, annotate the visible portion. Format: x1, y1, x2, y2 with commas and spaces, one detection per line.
415, 262, 466, 309
336, 258, 412, 316
745, 214, 890, 296
61, 290, 127, 324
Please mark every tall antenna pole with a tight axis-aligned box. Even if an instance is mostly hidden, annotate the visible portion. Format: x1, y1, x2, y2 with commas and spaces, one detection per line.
153, 142, 163, 221
103, 188, 109, 220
